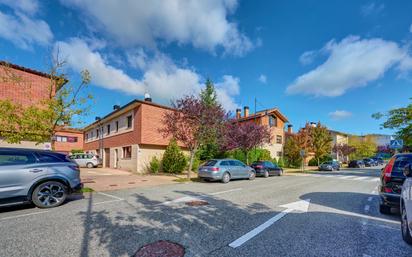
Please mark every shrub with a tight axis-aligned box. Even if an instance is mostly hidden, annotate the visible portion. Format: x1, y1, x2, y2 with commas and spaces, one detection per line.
277, 157, 285, 168
308, 156, 333, 166
71, 149, 83, 154
149, 156, 161, 174
162, 139, 187, 173
272, 158, 278, 165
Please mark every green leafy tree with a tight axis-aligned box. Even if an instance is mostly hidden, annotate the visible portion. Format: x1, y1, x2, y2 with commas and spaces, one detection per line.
277, 157, 285, 168
372, 98, 412, 148
0, 56, 92, 146
349, 141, 377, 160
283, 135, 302, 168
311, 122, 333, 166
162, 139, 187, 173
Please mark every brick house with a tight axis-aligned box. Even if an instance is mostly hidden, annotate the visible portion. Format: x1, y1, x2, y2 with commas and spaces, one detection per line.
83, 98, 179, 173
0, 61, 83, 152
235, 106, 289, 160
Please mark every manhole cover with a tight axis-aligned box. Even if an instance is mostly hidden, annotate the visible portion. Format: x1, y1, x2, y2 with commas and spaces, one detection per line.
134, 240, 185, 257
185, 200, 209, 206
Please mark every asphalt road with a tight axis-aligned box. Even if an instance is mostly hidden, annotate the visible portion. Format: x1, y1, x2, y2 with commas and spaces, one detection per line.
0, 166, 410, 257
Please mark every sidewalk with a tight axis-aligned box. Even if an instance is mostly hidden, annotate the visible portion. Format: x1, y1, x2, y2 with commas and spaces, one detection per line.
80, 168, 180, 191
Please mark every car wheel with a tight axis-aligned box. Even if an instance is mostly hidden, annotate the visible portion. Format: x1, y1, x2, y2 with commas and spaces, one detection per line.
32, 181, 67, 208
222, 172, 231, 183
402, 203, 412, 244
86, 162, 94, 168
249, 171, 256, 180
379, 204, 392, 215
264, 170, 269, 178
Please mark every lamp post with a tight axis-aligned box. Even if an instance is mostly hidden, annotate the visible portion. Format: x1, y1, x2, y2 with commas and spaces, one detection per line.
95, 116, 103, 159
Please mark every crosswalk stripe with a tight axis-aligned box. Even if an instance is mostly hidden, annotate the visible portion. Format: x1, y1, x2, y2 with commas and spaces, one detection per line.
353, 177, 370, 180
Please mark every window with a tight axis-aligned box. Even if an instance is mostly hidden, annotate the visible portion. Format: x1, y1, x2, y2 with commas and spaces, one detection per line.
269, 116, 278, 127
127, 115, 132, 129
230, 160, 245, 167
122, 146, 132, 159
107, 124, 111, 135
91, 131, 94, 138
204, 160, 217, 166
85, 133, 88, 141
276, 135, 282, 144
115, 121, 119, 132
67, 137, 78, 143
0, 152, 36, 166
220, 161, 230, 166
96, 129, 99, 138
36, 153, 65, 163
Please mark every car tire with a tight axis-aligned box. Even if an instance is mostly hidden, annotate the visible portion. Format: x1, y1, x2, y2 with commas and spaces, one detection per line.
402, 204, 412, 245
379, 204, 392, 215
249, 171, 256, 180
86, 162, 94, 168
31, 181, 68, 208
264, 170, 269, 178
221, 172, 230, 184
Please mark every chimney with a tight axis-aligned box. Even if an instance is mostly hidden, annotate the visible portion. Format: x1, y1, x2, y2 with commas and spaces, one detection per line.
113, 105, 120, 110
236, 108, 241, 119
144, 92, 152, 102
310, 122, 317, 128
244, 106, 249, 117
287, 124, 293, 134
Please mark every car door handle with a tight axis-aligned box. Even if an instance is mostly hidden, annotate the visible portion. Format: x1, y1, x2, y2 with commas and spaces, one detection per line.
29, 169, 43, 173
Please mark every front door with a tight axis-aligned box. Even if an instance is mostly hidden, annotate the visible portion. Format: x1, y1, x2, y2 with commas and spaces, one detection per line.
104, 148, 110, 168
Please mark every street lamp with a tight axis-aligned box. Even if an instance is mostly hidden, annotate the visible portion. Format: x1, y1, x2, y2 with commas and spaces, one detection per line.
95, 116, 103, 158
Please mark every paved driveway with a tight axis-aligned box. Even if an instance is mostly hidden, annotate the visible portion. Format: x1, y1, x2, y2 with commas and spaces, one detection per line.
0, 167, 410, 257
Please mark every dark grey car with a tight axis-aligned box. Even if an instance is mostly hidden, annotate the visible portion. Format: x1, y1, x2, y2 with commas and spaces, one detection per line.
198, 159, 256, 183
0, 148, 83, 208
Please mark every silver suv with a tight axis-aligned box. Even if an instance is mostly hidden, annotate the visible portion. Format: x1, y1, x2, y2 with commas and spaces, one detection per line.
0, 148, 82, 208
198, 159, 256, 183
69, 153, 102, 168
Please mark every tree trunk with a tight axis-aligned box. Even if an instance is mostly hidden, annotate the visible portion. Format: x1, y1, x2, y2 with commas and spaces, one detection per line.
245, 150, 249, 165
188, 151, 195, 180
317, 157, 320, 166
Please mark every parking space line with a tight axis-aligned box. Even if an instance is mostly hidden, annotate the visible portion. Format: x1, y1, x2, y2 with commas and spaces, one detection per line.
93, 199, 124, 206
0, 210, 49, 221
353, 177, 370, 180
209, 188, 242, 196
97, 192, 124, 201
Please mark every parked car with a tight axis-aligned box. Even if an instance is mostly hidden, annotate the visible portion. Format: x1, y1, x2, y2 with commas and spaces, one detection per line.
318, 161, 340, 171
348, 160, 365, 168
198, 159, 255, 183
0, 148, 82, 208
379, 153, 412, 214
250, 161, 283, 177
69, 153, 102, 168
372, 157, 384, 165
363, 158, 375, 167
401, 163, 412, 244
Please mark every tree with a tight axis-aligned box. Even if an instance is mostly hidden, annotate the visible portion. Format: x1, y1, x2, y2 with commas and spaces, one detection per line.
295, 123, 313, 160
311, 122, 333, 166
162, 140, 187, 173
198, 79, 221, 160
349, 141, 377, 160
283, 135, 302, 167
160, 95, 226, 179
0, 56, 92, 145
372, 98, 412, 148
332, 144, 356, 162
221, 121, 271, 164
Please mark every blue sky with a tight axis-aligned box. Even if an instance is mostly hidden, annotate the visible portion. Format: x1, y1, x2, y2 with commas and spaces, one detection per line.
1, 0, 411, 135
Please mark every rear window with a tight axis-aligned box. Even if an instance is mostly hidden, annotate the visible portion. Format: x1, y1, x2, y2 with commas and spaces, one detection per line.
220, 161, 230, 166
393, 155, 412, 174
252, 161, 264, 166
204, 160, 217, 166
0, 152, 36, 166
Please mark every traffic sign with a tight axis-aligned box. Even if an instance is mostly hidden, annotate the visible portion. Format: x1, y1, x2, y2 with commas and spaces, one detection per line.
390, 140, 403, 149
300, 149, 305, 157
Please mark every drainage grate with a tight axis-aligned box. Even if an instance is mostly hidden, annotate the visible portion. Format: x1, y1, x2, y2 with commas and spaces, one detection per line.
134, 240, 185, 257
185, 200, 209, 206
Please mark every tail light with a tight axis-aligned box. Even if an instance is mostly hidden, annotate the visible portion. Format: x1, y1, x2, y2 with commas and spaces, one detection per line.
209, 167, 219, 172
383, 158, 395, 182
254, 165, 263, 169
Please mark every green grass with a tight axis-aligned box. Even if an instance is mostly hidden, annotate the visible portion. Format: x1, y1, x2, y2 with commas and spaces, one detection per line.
78, 187, 94, 193
173, 177, 201, 183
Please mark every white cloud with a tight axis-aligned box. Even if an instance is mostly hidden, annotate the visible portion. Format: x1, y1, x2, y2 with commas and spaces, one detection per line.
299, 50, 317, 65
56, 38, 240, 110
258, 74, 267, 83
0, 11, 53, 49
410, 24, 412, 33
287, 36, 412, 97
215, 75, 240, 111
61, 0, 253, 56
361, 2, 384, 16
0, 0, 39, 15
329, 110, 352, 120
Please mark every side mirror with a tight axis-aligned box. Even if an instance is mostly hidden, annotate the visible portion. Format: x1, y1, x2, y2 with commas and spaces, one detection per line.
404, 164, 412, 177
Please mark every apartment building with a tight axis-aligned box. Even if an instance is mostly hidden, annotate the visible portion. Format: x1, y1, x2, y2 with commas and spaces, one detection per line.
54, 127, 84, 154
235, 106, 289, 159
83, 98, 178, 173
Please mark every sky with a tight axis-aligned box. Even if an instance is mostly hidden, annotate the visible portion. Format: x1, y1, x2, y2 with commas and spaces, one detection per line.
0, 0, 411, 135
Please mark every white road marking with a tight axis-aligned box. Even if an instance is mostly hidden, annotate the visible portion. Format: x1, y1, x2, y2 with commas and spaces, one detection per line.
371, 190, 377, 195
93, 199, 124, 206
364, 205, 370, 212
341, 176, 357, 179
209, 188, 242, 195
0, 210, 49, 221
97, 192, 124, 201
353, 177, 370, 181
229, 199, 311, 248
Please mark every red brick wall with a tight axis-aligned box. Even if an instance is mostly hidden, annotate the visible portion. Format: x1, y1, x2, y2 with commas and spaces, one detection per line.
0, 66, 55, 107
140, 103, 174, 146
54, 130, 84, 154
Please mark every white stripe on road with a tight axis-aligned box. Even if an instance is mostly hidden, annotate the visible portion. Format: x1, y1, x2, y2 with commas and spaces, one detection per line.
353, 177, 370, 181
97, 192, 124, 201
161, 188, 242, 205
93, 199, 124, 206
0, 210, 49, 221
229, 209, 293, 248
338, 176, 355, 179
209, 188, 242, 196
